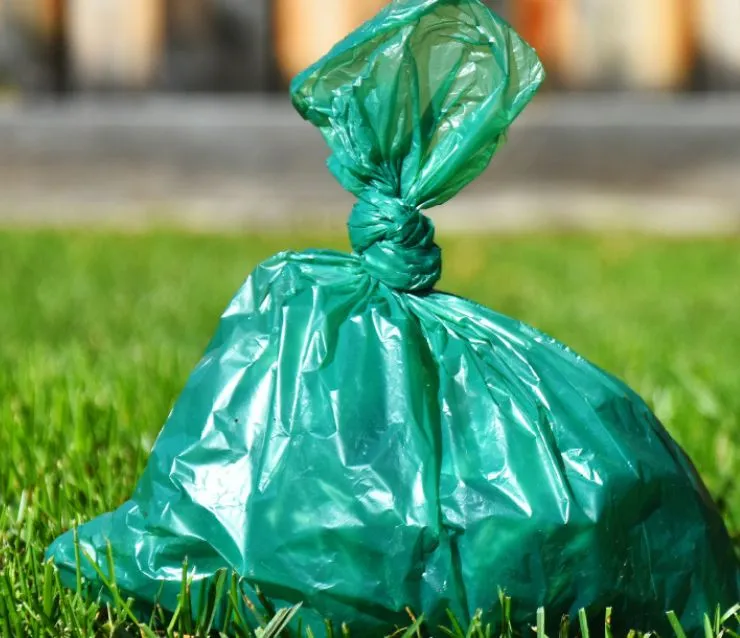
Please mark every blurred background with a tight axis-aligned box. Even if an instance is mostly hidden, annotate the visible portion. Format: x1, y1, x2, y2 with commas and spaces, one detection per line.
3, 0, 740, 94
0, 0, 739, 230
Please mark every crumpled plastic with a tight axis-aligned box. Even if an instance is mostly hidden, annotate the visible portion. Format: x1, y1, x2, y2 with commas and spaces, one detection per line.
47, 0, 740, 635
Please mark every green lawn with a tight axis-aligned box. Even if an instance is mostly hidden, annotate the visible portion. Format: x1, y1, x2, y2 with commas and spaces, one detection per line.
0, 230, 738, 636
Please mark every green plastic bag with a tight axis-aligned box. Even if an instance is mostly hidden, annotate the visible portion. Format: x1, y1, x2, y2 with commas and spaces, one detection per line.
47, 0, 739, 635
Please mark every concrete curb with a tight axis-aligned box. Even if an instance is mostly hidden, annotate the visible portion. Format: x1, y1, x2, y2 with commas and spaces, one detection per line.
2, 95, 740, 232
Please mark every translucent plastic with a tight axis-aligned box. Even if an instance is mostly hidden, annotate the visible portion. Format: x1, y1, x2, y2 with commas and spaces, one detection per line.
47, 1, 740, 635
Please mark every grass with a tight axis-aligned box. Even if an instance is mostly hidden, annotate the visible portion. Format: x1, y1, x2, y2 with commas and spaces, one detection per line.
0, 229, 738, 636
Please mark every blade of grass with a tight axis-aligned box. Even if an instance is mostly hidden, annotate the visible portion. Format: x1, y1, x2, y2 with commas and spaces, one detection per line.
219, 572, 236, 636
536, 607, 546, 638
400, 614, 425, 638
56, 580, 84, 638
260, 603, 302, 638
16, 490, 28, 525
202, 568, 228, 635
468, 610, 486, 638
667, 611, 688, 638
12, 547, 34, 614
147, 581, 167, 630
244, 592, 268, 628
499, 591, 512, 638
227, 573, 251, 637
559, 615, 570, 638
72, 526, 83, 595
41, 559, 55, 619
405, 607, 423, 638
178, 558, 193, 636
721, 604, 740, 625
704, 613, 714, 638
80, 549, 157, 638
1, 571, 24, 637
256, 585, 277, 621
443, 609, 466, 638
166, 597, 183, 634
604, 607, 613, 638
0, 595, 13, 638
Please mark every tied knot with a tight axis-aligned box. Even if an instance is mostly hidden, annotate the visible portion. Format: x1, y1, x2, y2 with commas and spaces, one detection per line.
348, 191, 441, 292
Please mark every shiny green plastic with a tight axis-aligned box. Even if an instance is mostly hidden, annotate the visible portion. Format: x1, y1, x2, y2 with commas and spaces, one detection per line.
47, 0, 739, 635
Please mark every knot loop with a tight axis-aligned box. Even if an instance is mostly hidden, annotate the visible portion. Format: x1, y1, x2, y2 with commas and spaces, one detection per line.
348, 191, 441, 292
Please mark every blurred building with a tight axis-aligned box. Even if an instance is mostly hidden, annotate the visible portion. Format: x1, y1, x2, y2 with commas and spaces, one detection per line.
516, 0, 740, 91
0, 0, 739, 95
516, 0, 697, 90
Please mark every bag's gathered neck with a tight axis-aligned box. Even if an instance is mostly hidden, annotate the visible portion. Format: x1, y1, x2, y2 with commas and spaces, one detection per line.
349, 191, 440, 292
290, 0, 545, 292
